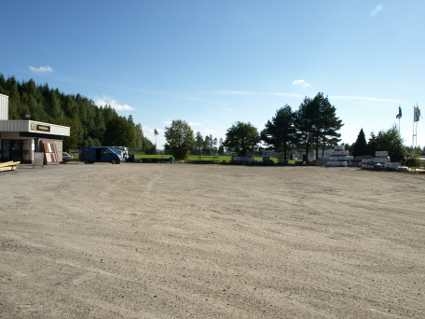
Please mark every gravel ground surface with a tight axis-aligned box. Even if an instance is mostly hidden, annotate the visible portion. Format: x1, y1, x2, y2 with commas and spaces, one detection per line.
0, 163, 424, 318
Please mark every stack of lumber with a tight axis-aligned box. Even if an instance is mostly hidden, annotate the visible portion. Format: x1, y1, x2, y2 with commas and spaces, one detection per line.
0, 161, 20, 172
42, 141, 59, 164
361, 151, 391, 170
325, 146, 353, 167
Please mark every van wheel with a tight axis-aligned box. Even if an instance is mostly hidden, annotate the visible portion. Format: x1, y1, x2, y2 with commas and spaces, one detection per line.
111, 159, 117, 164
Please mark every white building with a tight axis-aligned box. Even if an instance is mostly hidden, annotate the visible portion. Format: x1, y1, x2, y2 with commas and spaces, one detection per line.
0, 93, 70, 164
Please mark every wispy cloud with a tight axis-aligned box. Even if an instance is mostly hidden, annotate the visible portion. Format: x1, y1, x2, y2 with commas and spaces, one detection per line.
94, 97, 135, 112
189, 121, 202, 127
163, 120, 202, 127
330, 95, 401, 103
163, 120, 172, 127
215, 89, 400, 103
215, 90, 302, 98
215, 90, 257, 96
292, 79, 311, 88
29, 65, 53, 73
370, 4, 383, 17
271, 92, 303, 98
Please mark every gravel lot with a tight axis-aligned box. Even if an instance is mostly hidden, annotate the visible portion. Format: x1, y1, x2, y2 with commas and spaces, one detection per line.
1, 164, 424, 318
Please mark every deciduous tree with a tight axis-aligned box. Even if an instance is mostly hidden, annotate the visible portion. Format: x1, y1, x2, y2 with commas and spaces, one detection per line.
368, 127, 405, 162
164, 120, 195, 159
224, 122, 259, 156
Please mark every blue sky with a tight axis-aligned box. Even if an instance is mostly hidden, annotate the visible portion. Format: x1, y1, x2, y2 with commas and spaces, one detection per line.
1, 0, 424, 147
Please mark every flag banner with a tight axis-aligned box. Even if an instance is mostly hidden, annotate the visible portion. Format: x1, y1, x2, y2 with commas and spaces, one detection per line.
414, 106, 421, 122
396, 106, 402, 119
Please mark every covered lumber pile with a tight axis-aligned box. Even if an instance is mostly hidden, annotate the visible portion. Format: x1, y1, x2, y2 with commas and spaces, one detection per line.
325, 146, 353, 167
0, 161, 20, 172
42, 141, 60, 164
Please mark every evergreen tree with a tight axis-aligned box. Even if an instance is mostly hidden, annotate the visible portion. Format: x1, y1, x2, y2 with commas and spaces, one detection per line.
295, 97, 317, 161
0, 74, 153, 151
194, 132, 204, 155
218, 138, 224, 155
295, 93, 342, 161
104, 117, 137, 147
261, 105, 297, 161
352, 129, 368, 157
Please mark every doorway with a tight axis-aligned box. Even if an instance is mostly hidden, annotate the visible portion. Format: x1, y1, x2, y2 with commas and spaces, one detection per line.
0, 140, 24, 162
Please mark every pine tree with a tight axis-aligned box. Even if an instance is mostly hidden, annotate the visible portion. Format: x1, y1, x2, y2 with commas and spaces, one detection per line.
352, 129, 368, 157
0, 73, 153, 151
261, 105, 297, 161
295, 93, 342, 161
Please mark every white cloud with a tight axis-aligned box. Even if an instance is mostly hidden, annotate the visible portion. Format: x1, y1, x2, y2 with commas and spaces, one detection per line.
292, 79, 311, 88
29, 65, 53, 73
94, 97, 135, 112
330, 95, 401, 103
370, 4, 383, 17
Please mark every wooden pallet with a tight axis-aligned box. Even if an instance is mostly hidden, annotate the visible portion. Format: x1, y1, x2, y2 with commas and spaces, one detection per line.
0, 161, 20, 172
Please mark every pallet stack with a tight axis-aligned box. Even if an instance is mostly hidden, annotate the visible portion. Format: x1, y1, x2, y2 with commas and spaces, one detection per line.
42, 141, 59, 164
0, 161, 20, 172
325, 146, 353, 167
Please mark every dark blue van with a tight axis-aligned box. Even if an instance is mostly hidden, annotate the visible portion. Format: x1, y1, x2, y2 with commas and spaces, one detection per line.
80, 147, 121, 164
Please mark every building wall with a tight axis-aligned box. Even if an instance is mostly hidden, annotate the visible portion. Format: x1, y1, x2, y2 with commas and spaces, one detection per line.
0, 120, 30, 132
0, 133, 34, 163
22, 139, 34, 163
29, 120, 70, 136
0, 94, 9, 120
0, 134, 63, 164
0, 132, 21, 139
0, 120, 70, 137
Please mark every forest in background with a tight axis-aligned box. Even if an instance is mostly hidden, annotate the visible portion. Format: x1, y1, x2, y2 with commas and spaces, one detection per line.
0, 74, 153, 151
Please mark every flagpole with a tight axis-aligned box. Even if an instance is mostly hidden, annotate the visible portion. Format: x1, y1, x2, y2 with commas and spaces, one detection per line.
396, 106, 402, 136
412, 105, 420, 148
412, 106, 415, 147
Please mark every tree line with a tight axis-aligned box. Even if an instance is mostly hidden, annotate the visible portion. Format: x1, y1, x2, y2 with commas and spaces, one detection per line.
165, 92, 343, 160
3, 75, 412, 162
350, 127, 409, 162
0, 74, 154, 151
